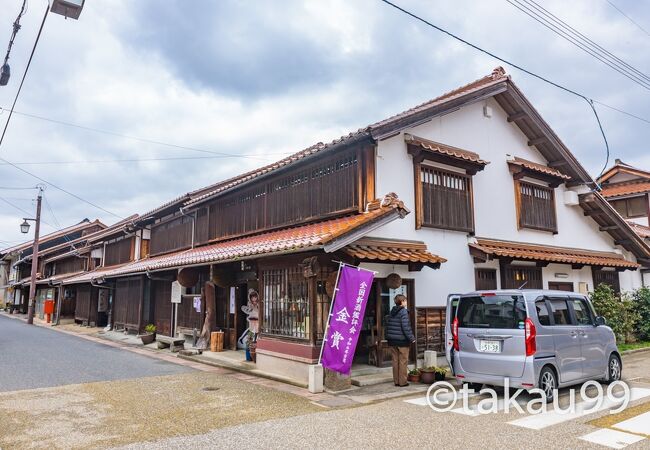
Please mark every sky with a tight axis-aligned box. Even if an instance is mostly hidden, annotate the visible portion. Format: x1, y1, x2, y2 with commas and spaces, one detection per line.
0, 0, 649, 247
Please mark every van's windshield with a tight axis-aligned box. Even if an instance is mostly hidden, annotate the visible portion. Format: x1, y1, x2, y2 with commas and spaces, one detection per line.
457, 295, 526, 329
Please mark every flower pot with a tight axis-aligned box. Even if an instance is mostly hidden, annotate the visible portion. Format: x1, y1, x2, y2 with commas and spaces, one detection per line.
420, 371, 435, 384
407, 374, 421, 383
245, 348, 252, 361
434, 372, 446, 382
250, 345, 257, 363
139, 332, 156, 345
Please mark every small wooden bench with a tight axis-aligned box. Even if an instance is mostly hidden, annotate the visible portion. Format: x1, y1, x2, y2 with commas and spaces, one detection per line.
157, 335, 185, 352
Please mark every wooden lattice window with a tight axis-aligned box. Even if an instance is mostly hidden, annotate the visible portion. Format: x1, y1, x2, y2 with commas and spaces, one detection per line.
417, 165, 474, 232
501, 265, 543, 289
516, 181, 557, 233
593, 269, 620, 293
475, 268, 498, 290
207, 149, 360, 241
261, 267, 310, 339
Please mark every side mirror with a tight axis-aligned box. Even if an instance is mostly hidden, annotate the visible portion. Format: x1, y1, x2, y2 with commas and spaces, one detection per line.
595, 316, 607, 326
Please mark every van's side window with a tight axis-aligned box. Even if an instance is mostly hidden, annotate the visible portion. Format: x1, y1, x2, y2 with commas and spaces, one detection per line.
535, 300, 551, 326
570, 298, 593, 325
549, 299, 571, 325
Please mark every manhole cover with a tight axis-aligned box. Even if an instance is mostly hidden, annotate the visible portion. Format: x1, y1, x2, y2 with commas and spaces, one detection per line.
202, 387, 220, 392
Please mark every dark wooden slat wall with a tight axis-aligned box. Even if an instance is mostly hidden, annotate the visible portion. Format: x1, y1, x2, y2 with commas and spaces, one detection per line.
104, 237, 133, 266
113, 277, 143, 331
420, 166, 474, 232
149, 215, 194, 256
151, 280, 172, 336
55, 256, 86, 275
199, 149, 360, 243
416, 307, 446, 356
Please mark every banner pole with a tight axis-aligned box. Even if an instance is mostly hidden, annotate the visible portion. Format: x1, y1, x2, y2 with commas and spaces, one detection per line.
318, 261, 344, 365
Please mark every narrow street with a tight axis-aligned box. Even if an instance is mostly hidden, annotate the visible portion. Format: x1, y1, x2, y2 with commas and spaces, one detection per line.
2, 316, 650, 449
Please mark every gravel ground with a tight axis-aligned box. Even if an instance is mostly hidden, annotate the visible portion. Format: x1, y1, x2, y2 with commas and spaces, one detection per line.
0, 315, 191, 392
0, 371, 323, 449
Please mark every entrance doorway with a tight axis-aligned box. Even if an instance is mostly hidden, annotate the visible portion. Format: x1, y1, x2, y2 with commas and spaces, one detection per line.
353, 278, 415, 367
548, 281, 574, 292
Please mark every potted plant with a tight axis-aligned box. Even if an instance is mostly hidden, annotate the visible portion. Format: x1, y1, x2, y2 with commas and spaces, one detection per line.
420, 366, 436, 384
139, 324, 156, 345
434, 366, 448, 382
407, 368, 421, 383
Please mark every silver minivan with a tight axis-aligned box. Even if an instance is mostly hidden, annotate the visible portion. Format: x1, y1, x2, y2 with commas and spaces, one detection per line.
445, 290, 621, 402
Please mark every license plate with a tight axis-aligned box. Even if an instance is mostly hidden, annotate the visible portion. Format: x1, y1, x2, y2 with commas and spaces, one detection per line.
479, 340, 501, 353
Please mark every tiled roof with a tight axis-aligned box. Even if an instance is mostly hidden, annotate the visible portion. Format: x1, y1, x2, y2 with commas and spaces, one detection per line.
404, 134, 489, 165
344, 238, 446, 268
628, 221, 650, 239
601, 181, 650, 198
0, 219, 104, 255
371, 67, 509, 130
36, 271, 86, 285
62, 264, 130, 285
65, 194, 409, 282
508, 157, 571, 180
598, 160, 650, 184
185, 68, 510, 207
470, 238, 639, 269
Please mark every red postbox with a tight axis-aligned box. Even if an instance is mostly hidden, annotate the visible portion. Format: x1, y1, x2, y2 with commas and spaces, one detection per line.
44, 300, 55, 323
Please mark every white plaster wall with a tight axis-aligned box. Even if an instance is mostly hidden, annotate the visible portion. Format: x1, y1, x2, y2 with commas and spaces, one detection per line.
628, 216, 649, 227
370, 97, 640, 307
643, 271, 650, 287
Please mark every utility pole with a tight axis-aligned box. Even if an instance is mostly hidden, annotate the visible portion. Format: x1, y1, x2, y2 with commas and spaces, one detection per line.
26, 187, 43, 325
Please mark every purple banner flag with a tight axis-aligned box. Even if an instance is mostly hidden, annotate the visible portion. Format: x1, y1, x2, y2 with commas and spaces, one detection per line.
321, 265, 375, 374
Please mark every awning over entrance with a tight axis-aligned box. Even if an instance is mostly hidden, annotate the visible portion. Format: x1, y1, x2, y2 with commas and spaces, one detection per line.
469, 238, 639, 270
344, 238, 446, 270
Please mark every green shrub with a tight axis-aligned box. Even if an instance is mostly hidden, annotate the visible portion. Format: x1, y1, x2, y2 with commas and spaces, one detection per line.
590, 284, 639, 343
633, 287, 650, 341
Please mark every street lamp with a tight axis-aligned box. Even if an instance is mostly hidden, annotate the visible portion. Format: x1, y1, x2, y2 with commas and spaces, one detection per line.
48, 0, 85, 20
20, 219, 30, 234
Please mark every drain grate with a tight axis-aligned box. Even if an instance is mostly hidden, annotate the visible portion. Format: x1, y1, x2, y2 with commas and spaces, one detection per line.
201, 386, 220, 392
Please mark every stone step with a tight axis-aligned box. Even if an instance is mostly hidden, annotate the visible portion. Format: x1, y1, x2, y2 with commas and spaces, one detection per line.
350, 365, 392, 377
351, 372, 394, 387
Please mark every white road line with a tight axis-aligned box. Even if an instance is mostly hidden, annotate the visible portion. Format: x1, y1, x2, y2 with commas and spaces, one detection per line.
612, 411, 650, 436
404, 392, 479, 406
579, 429, 645, 449
451, 397, 528, 416
508, 387, 650, 430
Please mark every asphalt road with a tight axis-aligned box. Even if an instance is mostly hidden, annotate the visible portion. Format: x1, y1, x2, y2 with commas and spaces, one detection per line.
0, 315, 191, 392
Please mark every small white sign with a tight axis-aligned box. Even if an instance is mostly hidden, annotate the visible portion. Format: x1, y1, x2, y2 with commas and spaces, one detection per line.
229, 287, 236, 314
97, 289, 108, 312
171, 281, 182, 304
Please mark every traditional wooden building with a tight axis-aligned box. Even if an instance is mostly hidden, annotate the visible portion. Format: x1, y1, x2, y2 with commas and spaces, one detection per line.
24, 67, 650, 386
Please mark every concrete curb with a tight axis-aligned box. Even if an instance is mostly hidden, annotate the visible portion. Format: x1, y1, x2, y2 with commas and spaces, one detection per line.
621, 346, 650, 356
177, 353, 309, 389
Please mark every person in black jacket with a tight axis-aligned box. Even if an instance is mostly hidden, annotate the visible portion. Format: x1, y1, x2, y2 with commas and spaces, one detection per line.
385, 294, 416, 386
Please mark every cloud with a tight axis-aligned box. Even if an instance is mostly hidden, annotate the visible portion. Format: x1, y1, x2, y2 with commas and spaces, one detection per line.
0, 0, 649, 245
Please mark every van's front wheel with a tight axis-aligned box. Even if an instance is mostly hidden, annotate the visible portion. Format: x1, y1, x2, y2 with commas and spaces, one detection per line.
539, 367, 557, 403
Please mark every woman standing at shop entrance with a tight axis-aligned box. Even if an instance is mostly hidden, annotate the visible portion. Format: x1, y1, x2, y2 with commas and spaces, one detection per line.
385, 294, 416, 387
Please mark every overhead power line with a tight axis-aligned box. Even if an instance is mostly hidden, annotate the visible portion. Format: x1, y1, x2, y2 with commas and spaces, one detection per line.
0, 154, 293, 167
0, 156, 123, 220
0, 4, 49, 152
507, 0, 650, 90
378, 0, 613, 179
606, 0, 650, 39
0, 106, 287, 161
